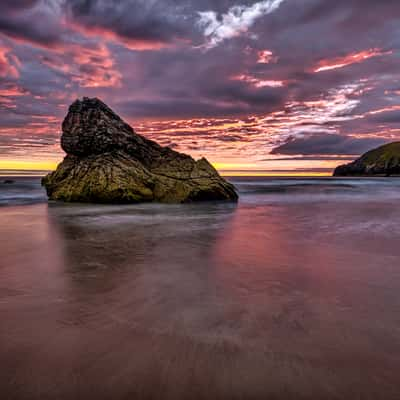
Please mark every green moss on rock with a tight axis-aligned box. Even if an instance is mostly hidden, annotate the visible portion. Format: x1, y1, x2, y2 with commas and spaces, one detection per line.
333, 142, 400, 176
42, 98, 238, 203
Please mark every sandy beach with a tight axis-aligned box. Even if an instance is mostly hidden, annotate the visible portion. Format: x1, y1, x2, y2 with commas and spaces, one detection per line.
1, 177, 400, 399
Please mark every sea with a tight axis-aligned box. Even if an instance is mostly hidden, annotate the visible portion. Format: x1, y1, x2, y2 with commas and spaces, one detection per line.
1, 176, 400, 399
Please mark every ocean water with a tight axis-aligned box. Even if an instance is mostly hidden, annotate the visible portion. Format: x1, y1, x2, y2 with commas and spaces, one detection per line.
0, 176, 47, 206
2, 175, 400, 206
1, 177, 400, 399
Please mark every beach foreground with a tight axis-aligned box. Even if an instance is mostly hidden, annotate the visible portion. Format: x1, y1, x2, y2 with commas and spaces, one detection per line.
1, 177, 400, 399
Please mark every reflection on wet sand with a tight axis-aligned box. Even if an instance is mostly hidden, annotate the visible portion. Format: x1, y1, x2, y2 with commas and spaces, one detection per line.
1, 198, 400, 399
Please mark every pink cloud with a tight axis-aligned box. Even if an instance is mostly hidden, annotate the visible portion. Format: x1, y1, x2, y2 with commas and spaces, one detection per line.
40, 42, 122, 88
66, 21, 172, 51
232, 74, 285, 88
0, 44, 20, 78
257, 49, 278, 64
313, 48, 392, 73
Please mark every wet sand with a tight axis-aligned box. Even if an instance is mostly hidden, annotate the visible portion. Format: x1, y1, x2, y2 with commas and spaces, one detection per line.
1, 180, 400, 399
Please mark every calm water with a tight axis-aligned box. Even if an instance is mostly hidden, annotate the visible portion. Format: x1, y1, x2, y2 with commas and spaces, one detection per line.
1, 177, 400, 399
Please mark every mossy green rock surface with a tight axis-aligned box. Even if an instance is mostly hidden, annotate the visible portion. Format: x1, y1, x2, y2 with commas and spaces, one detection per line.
42, 98, 238, 203
333, 142, 400, 176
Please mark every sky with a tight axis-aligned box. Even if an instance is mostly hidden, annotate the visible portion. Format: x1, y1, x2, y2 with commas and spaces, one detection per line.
0, 0, 400, 175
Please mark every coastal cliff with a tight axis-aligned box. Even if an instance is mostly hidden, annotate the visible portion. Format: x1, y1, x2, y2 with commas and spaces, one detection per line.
42, 98, 238, 203
333, 142, 400, 176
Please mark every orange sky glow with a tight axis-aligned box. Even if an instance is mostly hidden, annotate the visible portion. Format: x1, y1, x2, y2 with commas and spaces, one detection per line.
1, 1, 399, 176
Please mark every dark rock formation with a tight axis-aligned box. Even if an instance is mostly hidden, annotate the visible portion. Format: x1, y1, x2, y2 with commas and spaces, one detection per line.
334, 142, 400, 176
42, 98, 238, 203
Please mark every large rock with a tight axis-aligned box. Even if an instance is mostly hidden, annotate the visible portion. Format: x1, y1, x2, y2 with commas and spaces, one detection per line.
333, 142, 400, 176
42, 98, 238, 203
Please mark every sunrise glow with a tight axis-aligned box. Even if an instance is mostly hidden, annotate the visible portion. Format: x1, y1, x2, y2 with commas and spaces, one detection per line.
0, 2, 399, 175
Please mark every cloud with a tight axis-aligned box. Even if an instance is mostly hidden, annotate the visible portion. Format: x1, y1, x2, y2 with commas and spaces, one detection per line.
0, 130, 59, 157
0, 44, 20, 78
313, 49, 392, 73
270, 133, 387, 156
117, 94, 283, 119
0, 0, 191, 51
0, 0, 64, 47
367, 110, 400, 124
65, 0, 193, 50
40, 42, 122, 88
197, 0, 285, 48
232, 74, 285, 88
257, 49, 277, 64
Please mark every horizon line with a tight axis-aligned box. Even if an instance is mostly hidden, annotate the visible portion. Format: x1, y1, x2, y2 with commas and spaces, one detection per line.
0, 168, 332, 178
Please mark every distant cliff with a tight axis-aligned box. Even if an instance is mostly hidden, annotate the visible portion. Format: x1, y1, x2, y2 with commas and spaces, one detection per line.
333, 142, 400, 176
42, 98, 238, 203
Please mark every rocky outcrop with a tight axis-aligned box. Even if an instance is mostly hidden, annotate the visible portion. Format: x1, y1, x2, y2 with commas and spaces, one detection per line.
42, 98, 238, 203
333, 142, 400, 176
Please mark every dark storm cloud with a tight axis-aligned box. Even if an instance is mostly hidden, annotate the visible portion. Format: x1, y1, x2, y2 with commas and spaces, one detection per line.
270, 134, 387, 156
0, 1, 63, 46
64, 0, 198, 47
65, 0, 276, 47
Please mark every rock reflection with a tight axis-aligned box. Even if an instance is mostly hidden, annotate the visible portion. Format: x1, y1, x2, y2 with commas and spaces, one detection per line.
1, 199, 400, 399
